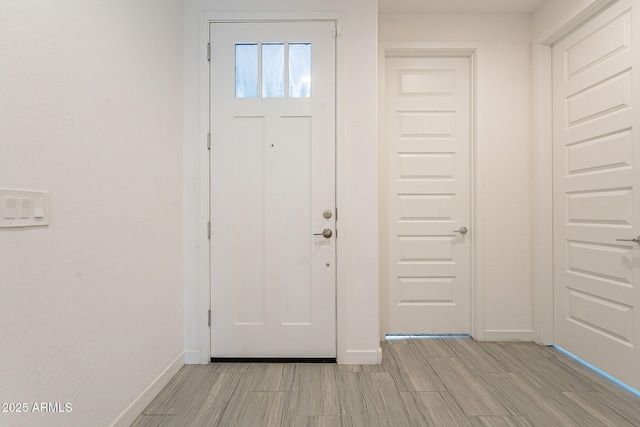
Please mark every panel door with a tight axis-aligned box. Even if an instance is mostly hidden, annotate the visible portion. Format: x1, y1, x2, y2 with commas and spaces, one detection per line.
385, 56, 471, 334
553, 0, 640, 390
210, 21, 336, 358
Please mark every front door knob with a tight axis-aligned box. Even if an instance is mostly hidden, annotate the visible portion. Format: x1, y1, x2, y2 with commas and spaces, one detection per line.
313, 228, 333, 238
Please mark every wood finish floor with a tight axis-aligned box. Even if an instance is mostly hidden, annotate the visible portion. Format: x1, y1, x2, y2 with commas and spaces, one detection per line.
132, 339, 640, 426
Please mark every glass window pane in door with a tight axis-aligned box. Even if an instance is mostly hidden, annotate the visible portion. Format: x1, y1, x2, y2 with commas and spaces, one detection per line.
235, 44, 258, 98
262, 44, 285, 98
289, 43, 311, 98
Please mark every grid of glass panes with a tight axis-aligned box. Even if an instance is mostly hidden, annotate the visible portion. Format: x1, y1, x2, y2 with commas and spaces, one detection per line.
236, 43, 311, 98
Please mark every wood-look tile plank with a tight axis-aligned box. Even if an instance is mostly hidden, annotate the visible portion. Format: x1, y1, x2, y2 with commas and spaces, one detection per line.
383, 341, 446, 391
411, 337, 458, 358
592, 390, 640, 426
480, 372, 601, 426
400, 392, 473, 426
521, 342, 557, 358
572, 386, 640, 423
296, 364, 349, 416
208, 362, 265, 373
232, 391, 298, 427
446, 338, 508, 373
130, 414, 179, 427
142, 366, 217, 416
345, 372, 411, 427
253, 363, 299, 391
186, 372, 259, 426
427, 357, 515, 416
553, 351, 640, 410
469, 416, 533, 427
520, 356, 601, 392
338, 364, 385, 373
503, 342, 556, 363
477, 342, 542, 374
295, 415, 354, 427
479, 342, 601, 392
561, 392, 637, 426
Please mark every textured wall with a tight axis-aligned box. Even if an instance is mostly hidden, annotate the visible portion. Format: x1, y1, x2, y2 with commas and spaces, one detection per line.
0, 1, 183, 425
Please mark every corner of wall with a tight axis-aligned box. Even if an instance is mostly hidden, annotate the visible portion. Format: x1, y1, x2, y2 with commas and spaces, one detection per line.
110, 352, 184, 427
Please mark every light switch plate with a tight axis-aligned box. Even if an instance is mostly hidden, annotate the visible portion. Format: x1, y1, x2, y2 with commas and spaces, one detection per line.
0, 189, 49, 228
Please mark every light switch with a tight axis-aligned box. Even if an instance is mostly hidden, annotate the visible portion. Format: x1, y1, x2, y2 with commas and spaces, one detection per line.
3, 197, 17, 219
33, 198, 45, 219
19, 198, 32, 219
0, 189, 49, 228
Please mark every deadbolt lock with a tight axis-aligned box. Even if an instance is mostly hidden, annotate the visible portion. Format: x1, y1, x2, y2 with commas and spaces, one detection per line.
323, 210, 332, 219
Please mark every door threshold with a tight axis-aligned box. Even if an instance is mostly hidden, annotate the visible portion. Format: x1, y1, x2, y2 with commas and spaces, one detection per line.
385, 334, 471, 340
211, 357, 336, 364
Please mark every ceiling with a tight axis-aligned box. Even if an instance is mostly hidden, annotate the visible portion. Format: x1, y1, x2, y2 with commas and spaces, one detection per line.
379, 0, 547, 15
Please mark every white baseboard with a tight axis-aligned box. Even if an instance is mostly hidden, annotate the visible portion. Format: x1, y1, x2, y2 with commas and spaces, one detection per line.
184, 349, 202, 364
110, 352, 184, 427
481, 330, 535, 341
340, 348, 382, 365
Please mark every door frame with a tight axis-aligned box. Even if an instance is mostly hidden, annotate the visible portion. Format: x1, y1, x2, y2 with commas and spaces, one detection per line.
378, 43, 483, 339
197, 12, 346, 363
532, 0, 619, 345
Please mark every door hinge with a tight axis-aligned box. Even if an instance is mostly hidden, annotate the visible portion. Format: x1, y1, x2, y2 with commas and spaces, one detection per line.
207, 43, 211, 61
208, 310, 211, 327
207, 132, 211, 149
207, 222, 211, 239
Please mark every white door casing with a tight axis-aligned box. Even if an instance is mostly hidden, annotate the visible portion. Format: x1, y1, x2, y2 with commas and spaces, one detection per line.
553, 0, 640, 390
385, 56, 471, 334
209, 21, 336, 358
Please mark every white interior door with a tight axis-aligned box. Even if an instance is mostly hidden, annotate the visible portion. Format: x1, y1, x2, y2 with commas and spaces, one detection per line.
209, 21, 336, 358
385, 56, 471, 334
553, 0, 640, 390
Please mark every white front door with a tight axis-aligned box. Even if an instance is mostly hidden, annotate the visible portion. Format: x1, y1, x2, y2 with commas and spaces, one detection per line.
209, 21, 336, 358
553, 0, 640, 390
385, 56, 471, 334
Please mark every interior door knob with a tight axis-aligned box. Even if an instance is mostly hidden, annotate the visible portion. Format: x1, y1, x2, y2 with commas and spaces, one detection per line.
454, 226, 468, 234
313, 228, 333, 238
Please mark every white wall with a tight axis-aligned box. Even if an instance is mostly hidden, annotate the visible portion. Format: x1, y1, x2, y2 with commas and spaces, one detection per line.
182, 0, 380, 363
0, 1, 183, 426
379, 14, 534, 339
